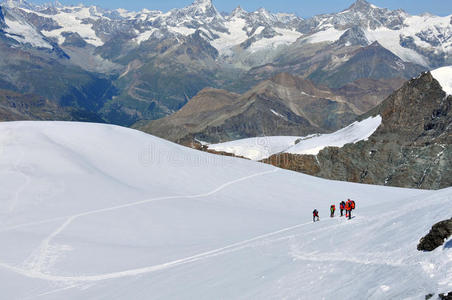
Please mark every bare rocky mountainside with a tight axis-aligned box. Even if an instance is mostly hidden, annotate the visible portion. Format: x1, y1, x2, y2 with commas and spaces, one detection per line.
0, 89, 105, 122
0, 0, 450, 125
264, 72, 452, 189
138, 73, 402, 143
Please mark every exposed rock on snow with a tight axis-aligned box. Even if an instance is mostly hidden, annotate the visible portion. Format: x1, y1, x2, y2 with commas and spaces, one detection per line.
439, 292, 452, 300
418, 218, 452, 251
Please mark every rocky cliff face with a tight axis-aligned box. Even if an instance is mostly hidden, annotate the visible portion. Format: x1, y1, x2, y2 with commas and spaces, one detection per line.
0, 89, 105, 122
308, 42, 424, 88
265, 72, 452, 189
0, 6, 6, 29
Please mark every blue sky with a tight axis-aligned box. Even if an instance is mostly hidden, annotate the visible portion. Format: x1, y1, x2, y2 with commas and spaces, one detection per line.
30, 0, 452, 17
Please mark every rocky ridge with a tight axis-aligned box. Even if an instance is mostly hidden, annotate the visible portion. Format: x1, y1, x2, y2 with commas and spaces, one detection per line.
264, 72, 452, 189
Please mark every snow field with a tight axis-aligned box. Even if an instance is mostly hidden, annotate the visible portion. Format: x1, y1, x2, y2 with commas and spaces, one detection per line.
4, 16, 52, 48
0, 121, 450, 299
432, 66, 452, 96
208, 115, 382, 160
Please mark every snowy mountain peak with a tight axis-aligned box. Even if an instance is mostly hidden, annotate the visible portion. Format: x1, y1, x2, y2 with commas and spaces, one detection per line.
347, 0, 377, 11
192, 0, 212, 6
256, 7, 271, 17
176, 0, 222, 20
41, 0, 63, 9
188, 0, 217, 14
231, 5, 247, 18
2, 0, 34, 9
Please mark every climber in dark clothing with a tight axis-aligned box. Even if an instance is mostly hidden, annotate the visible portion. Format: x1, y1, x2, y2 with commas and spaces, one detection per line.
313, 209, 319, 222
340, 201, 345, 217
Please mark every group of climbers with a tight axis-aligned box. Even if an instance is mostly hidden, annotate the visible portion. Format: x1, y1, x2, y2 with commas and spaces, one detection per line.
313, 199, 356, 222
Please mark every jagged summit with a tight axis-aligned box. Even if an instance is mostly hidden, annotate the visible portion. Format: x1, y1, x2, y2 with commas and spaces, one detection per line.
256, 7, 272, 18
231, 5, 247, 18
188, 0, 216, 12
41, 0, 63, 9
179, 0, 222, 19
192, 0, 212, 5
348, 0, 374, 11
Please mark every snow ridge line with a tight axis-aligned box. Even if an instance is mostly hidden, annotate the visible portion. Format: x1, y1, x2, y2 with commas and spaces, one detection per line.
1, 218, 317, 283
25, 168, 280, 273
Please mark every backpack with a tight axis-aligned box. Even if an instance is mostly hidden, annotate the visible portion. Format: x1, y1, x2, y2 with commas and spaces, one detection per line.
351, 201, 355, 209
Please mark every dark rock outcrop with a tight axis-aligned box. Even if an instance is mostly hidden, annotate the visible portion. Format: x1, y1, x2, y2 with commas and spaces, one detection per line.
0, 89, 105, 122
0, 6, 6, 30
336, 26, 369, 47
439, 292, 452, 300
61, 32, 87, 47
417, 218, 452, 251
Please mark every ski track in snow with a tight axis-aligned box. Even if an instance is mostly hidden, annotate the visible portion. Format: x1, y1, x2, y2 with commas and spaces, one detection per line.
1, 168, 434, 286
1, 210, 413, 285
1, 168, 283, 281
0, 218, 333, 284
28, 284, 84, 299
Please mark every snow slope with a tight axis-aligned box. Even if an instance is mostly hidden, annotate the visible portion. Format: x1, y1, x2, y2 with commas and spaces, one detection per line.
21, 6, 105, 47
286, 115, 382, 155
0, 121, 450, 299
432, 66, 452, 96
4, 15, 52, 48
208, 115, 382, 160
208, 135, 304, 161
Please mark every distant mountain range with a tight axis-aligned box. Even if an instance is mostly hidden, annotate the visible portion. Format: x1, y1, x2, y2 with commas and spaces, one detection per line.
0, 0, 450, 127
